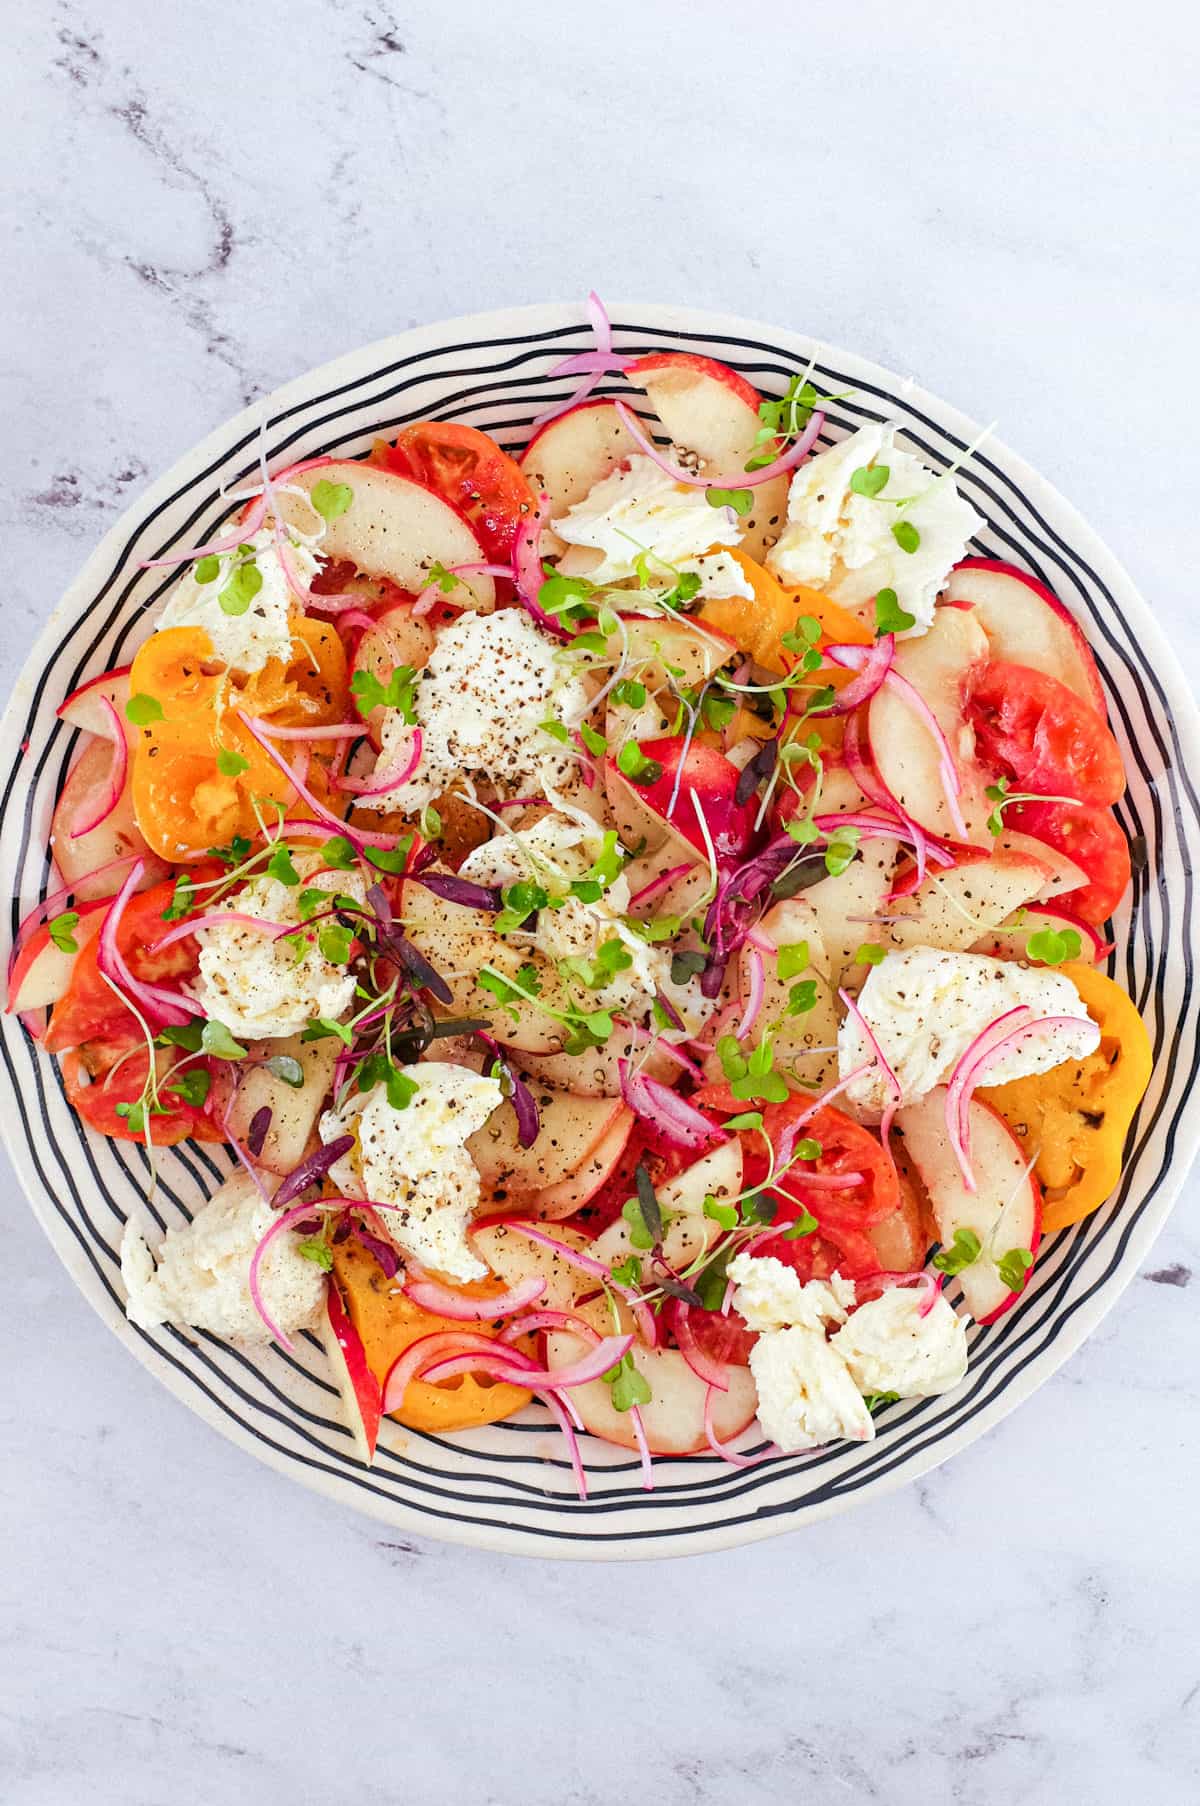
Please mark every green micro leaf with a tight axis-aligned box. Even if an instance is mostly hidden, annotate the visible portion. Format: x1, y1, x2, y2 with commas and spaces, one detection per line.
1026, 925, 1083, 966
855, 942, 887, 966
218, 561, 263, 616
705, 487, 754, 517
932, 1227, 982, 1277
321, 836, 359, 871
776, 941, 810, 981
125, 693, 164, 727
892, 520, 921, 555
265, 1053, 305, 1087
873, 587, 916, 636
849, 463, 890, 498
194, 555, 220, 584
616, 741, 662, 785
997, 1246, 1035, 1294
318, 922, 354, 966
216, 747, 250, 777
165, 1068, 211, 1108
265, 843, 301, 886
310, 478, 354, 523
48, 911, 79, 954
201, 1019, 247, 1061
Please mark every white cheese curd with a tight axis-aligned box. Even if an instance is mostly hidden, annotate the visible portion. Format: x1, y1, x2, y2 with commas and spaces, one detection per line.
120, 1172, 325, 1340
361, 608, 589, 813
728, 1252, 856, 1333
832, 1286, 968, 1398
766, 424, 984, 634
458, 811, 676, 1020
189, 861, 366, 1041
837, 945, 1100, 1115
748, 1326, 875, 1452
320, 1063, 503, 1282
156, 526, 316, 673
551, 455, 753, 600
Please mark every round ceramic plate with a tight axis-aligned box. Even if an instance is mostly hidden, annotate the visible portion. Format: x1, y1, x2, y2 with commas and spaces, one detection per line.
4, 303, 1198, 1560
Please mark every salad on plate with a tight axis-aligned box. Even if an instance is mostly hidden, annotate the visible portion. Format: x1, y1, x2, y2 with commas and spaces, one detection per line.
9, 297, 1152, 1490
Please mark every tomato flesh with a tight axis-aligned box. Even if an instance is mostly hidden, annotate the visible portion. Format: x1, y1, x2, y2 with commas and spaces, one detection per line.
967, 660, 1124, 807
1005, 799, 1131, 923
378, 422, 534, 566
62, 1037, 221, 1144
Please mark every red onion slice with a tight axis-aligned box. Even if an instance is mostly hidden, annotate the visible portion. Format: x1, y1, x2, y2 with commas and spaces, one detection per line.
502, 1223, 658, 1347
68, 697, 128, 840
674, 1301, 730, 1392
703, 1385, 780, 1467
618, 1059, 724, 1151
403, 1272, 547, 1321
823, 636, 896, 714
512, 498, 573, 640
614, 401, 824, 491
96, 859, 195, 1028
334, 728, 423, 797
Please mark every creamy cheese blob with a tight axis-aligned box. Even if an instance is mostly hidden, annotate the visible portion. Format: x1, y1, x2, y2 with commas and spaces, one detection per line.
362, 608, 589, 813
120, 1172, 325, 1340
457, 810, 711, 1029
320, 1063, 503, 1282
831, 1287, 968, 1398
837, 946, 1100, 1115
748, 1325, 875, 1452
189, 862, 366, 1041
156, 525, 316, 672
728, 1253, 856, 1333
551, 455, 754, 600
766, 424, 984, 634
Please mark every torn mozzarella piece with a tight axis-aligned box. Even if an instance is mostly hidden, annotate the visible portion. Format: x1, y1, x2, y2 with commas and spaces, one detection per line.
320, 1063, 503, 1282
552, 454, 753, 600
766, 424, 984, 634
156, 526, 314, 672
837, 946, 1099, 1116
831, 1287, 968, 1398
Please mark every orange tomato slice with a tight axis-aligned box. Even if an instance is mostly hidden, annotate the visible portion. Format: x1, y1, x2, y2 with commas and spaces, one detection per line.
128, 621, 349, 859
331, 1238, 533, 1433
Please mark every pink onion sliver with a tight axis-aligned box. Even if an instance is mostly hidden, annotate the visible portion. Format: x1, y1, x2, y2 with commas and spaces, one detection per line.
614, 400, 824, 491
237, 711, 403, 852
628, 862, 692, 909
245, 718, 364, 741
249, 1197, 348, 1349
512, 499, 573, 639
334, 728, 423, 798
493, 795, 548, 812
790, 1171, 866, 1191
881, 668, 968, 839
618, 1059, 723, 1151
861, 1269, 944, 1318
151, 910, 286, 955
421, 1333, 632, 1393
10, 853, 148, 980
67, 698, 128, 839
138, 494, 268, 570
703, 1386, 780, 1468
674, 1302, 730, 1392
838, 988, 902, 1110
96, 860, 194, 1028
823, 636, 896, 713
629, 1406, 654, 1491
947, 1010, 1091, 1189
499, 1309, 601, 1344
734, 944, 766, 1042
502, 1223, 657, 1347
547, 350, 635, 377
540, 1387, 589, 1499
334, 609, 380, 635
381, 1330, 533, 1413
413, 559, 514, 616
402, 1273, 546, 1321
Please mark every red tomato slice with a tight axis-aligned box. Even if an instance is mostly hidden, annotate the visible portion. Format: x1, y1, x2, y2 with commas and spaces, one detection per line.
967, 661, 1125, 807
62, 1038, 223, 1144
377, 422, 535, 565
1004, 799, 1131, 923
44, 870, 216, 1054
687, 1305, 758, 1369
691, 1089, 898, 1280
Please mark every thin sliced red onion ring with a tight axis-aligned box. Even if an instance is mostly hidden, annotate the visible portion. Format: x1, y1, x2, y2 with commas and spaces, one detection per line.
618, 1059, 723, 1151
703, 1386, 781, 1468
501, 1223, 657, 1347
97, 859, 194, 1028
674, 1301, 729, 1392
823, 636, 896, 714
614, 400, 824, 491
402, 1272, 547, 1321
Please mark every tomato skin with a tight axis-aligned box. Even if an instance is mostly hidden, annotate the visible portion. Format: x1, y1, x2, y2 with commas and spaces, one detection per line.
377, 422, 534, 565
687, 1305, 758, 1369
62, 1039, 222, 1144
44, 870, 218, 1054
1005, 799, 1131, 923
967, 661, 1125, 807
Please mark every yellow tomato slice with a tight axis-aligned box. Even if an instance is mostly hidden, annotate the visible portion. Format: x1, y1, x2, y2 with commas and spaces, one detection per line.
331, 1238, 533, 1433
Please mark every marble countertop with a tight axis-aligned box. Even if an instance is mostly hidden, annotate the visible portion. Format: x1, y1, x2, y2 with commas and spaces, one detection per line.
4, 2, 1200, 1800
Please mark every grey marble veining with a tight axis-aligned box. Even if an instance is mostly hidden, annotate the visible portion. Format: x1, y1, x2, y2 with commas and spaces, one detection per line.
4, 1, 1200, 1801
